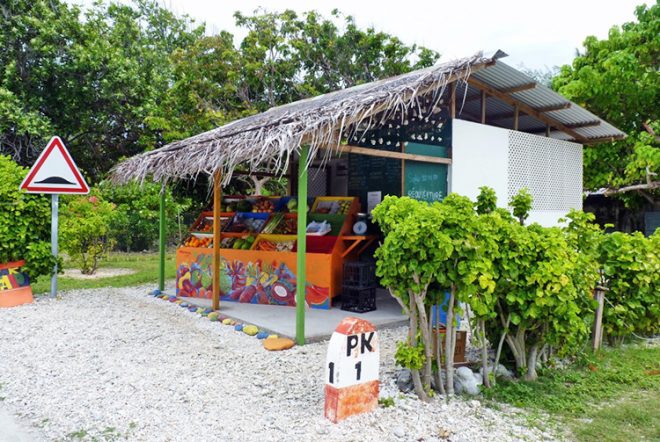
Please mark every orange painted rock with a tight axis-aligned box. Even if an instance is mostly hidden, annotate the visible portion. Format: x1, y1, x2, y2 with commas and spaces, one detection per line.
263, 337, 295, 351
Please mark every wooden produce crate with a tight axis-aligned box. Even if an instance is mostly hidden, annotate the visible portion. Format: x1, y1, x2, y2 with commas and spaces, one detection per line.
431, 328, 467, 364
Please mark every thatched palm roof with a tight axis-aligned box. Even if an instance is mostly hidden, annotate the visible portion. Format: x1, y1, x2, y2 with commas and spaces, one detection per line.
111, 51, 499, 185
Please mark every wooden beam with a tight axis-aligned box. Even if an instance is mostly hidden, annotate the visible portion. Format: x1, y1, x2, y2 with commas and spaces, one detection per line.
580, 134, 627, 145
566, 120, 601, 129
212, 170, 221, 311
463, 82, 536, 102
536, 102, 572, 112
401, 142, 405, 195
324, 144, 452, 165
529, 120, 601, 135
499, 82, 537, 94
450, 82, 456, 119
487, 103, 571, 122
514, 105, 519, 131
466, 76, 586, 142
480, 90, 487, 124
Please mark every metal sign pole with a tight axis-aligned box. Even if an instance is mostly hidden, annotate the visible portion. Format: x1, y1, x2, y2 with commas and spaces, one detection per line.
50, 194, 59, 298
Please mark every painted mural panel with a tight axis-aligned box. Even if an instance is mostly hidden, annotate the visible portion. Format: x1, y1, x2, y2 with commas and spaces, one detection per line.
176, 248, 332, 309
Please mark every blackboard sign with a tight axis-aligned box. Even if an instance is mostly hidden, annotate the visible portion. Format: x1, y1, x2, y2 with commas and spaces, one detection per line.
347, 146, 402, 212
404, 143, 449, 203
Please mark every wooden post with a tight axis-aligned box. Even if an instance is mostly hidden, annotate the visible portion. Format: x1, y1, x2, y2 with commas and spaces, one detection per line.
513, 105, 519, 131
592, 289, 605, 351
212, 171, 222, 311
158, 184, 166, 293
296, 145, 309, 346
450, 82, 456, 119
401, 142, 405, 195
480, 90, 486, 124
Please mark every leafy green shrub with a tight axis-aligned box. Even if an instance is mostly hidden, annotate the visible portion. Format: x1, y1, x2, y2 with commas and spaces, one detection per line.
0, 155, 57, 282
98, 181, 191, 252
60, 192, 117, 274
493, 223, 598, 380
509, 188, 533, 225
598, 231, 660, 343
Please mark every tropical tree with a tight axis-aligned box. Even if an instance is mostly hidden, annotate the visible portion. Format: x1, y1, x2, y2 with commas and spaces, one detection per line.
0, 0, 203, 179
553, 3, 659, 208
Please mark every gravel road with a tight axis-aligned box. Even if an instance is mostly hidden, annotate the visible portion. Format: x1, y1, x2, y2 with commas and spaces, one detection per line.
0, 286, 557, 441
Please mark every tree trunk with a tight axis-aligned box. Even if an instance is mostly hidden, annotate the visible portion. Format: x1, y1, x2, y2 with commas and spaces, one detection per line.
434, 310, 446, 395
492, 313, 510, 386
444, 286, 456, 394
408, 293, 429, 401
524, 344, 539, 381
414, 292, 433, 391
505, 328, 527, 376
479, 318, 491, 388
411, 368, 429, 402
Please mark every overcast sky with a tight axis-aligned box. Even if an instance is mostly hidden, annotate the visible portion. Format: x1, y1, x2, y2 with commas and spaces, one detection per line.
68, 0, 642, 69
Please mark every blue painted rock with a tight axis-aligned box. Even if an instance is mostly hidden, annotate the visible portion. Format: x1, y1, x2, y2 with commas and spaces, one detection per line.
203, 308, 213, 315
150, 289, 161, 296
243, 325, 258, 336
180, 302, 189, 308
234, 324, 244, 331
256, 331, 269, 340
188, 306, 198, 312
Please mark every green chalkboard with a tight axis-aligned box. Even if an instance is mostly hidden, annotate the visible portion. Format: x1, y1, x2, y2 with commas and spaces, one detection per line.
404, 143, 448, 203
348, 145, 402, 212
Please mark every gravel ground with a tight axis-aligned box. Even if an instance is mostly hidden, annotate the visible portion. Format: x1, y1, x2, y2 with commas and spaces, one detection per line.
0, 286, 558, 442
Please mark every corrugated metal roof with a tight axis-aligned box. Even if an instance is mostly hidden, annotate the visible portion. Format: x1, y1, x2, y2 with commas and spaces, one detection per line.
461, 60, 626, 143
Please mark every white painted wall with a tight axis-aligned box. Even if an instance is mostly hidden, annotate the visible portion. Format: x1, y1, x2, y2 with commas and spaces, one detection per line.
451, 119, 583, 227
451, 119, 509, 203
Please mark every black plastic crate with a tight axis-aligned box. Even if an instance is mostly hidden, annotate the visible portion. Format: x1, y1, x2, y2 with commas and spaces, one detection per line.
343, 261, 376, 289
340, 286, 377, 313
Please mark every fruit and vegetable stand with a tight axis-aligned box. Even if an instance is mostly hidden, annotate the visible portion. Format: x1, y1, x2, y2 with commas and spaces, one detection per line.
175, 195, 361, 309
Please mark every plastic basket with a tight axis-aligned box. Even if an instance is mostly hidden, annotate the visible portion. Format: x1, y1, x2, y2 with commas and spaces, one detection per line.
343, 261, 376, 288
340, 286, 377, 313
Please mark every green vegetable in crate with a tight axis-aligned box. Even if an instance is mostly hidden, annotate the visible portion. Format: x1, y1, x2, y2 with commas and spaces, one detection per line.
233, 238, 245, 249
287, 198, 297, 213
236, 200, 253, 212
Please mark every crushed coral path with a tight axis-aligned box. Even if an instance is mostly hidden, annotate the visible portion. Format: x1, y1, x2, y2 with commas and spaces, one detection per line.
0, 286, 557, 441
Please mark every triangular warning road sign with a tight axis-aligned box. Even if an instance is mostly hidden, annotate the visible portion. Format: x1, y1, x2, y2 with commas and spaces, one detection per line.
20, 136, 89, 194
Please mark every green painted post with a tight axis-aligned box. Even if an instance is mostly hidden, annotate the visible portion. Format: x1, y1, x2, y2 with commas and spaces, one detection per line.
158, 183, 166, 293
296, 145, 309, 346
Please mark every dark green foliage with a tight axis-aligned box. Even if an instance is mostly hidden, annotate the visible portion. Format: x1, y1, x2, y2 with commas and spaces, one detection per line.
553, 3, 659, 206
98, 181, 191, 252
0, 1, 438, 182
0, 155, 57, 282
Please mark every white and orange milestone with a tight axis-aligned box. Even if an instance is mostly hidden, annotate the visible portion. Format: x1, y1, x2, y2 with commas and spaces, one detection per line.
324, 317, 379, 423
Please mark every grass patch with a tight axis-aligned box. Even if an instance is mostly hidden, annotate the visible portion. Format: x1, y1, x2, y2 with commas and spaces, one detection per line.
483, 342, 660, 441
31, 251, 176, 295
573, 391, 660, 442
